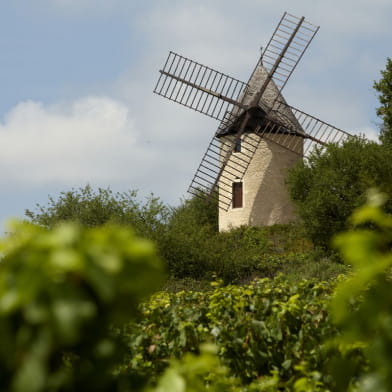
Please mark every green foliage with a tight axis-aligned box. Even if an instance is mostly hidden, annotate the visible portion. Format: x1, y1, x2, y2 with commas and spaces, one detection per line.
25, 185, 170, 242
287, 137, 392, 251
160, 193, 218, 279
25, 186, 344, 284
147, 344, 243, 392
120, 276, 343, 390
162, 191, 260, 280
0, 221, 164, 391
172, 190, 218, 231
374, 58, 392, 145
7, 192, 392, 391
331, 190, 392, 391
163, 199, 342, 283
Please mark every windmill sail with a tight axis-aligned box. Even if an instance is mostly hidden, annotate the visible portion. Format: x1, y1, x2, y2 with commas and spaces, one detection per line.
154, 52, 248, 127
250, 12, 319, 103
264, 100, 353, 155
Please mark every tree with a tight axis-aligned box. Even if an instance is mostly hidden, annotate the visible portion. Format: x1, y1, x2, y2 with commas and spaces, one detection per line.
25, 185, 170, 243
287, 137, 392, 250
374, 57, 392, 145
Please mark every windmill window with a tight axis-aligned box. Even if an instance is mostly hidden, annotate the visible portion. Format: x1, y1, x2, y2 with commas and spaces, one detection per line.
234, 139, 241, 153
232, 182, 243, 208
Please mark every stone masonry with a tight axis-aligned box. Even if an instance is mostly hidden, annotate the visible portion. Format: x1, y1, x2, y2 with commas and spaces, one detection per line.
218, 61, 303, 231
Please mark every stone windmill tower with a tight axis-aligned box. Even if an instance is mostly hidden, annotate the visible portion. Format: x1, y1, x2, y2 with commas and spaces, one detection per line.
154, 13, 353, 231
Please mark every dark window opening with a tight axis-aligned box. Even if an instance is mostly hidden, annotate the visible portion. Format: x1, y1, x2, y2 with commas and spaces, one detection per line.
234, 138, 241, 153
232, 182, 243, 208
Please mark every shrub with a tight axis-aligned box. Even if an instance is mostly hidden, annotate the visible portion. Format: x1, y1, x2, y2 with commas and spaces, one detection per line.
25, 185, 170, 243
0, 221, 164, 391
120, 277, 346, 389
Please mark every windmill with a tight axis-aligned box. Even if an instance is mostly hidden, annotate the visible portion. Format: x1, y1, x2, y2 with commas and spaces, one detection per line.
153, 12, 353, 231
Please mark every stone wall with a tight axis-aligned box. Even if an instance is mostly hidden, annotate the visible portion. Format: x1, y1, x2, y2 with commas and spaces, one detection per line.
217, 61, 304, 231
218, 134, 302, 231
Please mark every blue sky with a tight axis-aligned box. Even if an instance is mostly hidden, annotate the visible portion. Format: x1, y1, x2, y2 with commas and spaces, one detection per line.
0, 0, 391, 230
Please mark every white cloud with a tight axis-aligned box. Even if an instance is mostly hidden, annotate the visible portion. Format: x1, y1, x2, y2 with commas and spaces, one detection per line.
0, 94, 216, 207
0, 97, 138, 184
